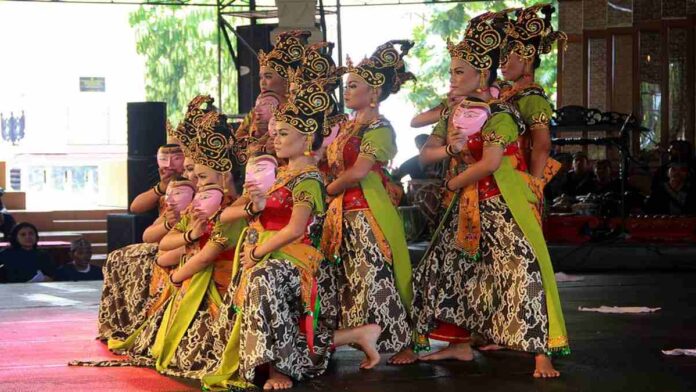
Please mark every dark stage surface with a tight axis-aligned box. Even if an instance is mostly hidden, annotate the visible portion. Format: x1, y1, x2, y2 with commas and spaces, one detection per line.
1, 273, 695, 392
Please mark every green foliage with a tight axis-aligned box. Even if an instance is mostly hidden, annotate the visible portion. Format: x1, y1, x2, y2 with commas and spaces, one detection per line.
405, 1, 559, 112
129, 6, 238, 124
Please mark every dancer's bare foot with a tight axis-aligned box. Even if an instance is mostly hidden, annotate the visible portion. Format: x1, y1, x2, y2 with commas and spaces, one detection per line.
421, 342, 474, 361
533, 354, 560, 378
264, 367, 293, 390
354, 324, 381, 369
388, 347, 418, 365
478, 344, 504, 351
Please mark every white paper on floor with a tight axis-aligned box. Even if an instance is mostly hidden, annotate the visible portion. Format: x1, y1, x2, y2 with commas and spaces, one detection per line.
555, 272, 584, 282
662, 348, 696, 356
578, 306, 661, 313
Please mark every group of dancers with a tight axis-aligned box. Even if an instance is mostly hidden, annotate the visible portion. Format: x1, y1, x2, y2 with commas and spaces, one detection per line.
75, 3, 570, 390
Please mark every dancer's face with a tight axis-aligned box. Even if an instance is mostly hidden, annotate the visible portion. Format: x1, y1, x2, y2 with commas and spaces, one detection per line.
193, 164, 222, 187
259, 66, 288, 97
343, 73, 378, 110
500, 52, 526, 82
183, 158, 197, 184
449, 58, 484, 97
274, 122, 311, 159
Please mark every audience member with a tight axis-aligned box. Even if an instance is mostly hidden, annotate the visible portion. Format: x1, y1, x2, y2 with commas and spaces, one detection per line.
392, 134, 440, 181
0, 222, 55, 283
591, 159, 622, 195
55, 238, 103, 281
0, 189, 17, 240
563, 151, 595, 197
651, 140, 696, 193
645, 163, 696, 215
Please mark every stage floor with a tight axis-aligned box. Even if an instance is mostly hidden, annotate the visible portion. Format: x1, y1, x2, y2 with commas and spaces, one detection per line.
1, 274, 695, 392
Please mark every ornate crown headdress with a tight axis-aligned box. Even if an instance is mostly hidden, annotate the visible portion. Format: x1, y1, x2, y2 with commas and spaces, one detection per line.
346, 40, 416, 98
258, 30, 311, 79
273, 80, 331, 136
447, 12, 506, 71
500, 3, 567, 65
182, 95, 232, 173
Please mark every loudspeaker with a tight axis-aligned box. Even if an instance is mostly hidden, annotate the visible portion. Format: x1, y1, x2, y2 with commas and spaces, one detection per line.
127, 155, 159, 206
126, 102, 167, 206
127, 102, 167, 157
107, 213, 157, 252
236, 24, 276, 114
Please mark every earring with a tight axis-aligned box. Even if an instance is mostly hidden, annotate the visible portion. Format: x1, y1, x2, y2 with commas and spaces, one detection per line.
475, 71, 488, 93
369, 99, 377, 108
304, 135, 313, 157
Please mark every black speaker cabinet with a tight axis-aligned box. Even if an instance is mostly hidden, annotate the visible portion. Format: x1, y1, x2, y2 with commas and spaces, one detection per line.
127, 155, 159, 206
127, 102, 167, 157
236, 24, 276, 114
106, 213, 157, 252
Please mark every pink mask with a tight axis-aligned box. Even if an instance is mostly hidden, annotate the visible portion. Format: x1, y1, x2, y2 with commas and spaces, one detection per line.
255, 94, 281, 124
268, 117, 277, 138
452, 104, 490, 138
322, 123, 340, 148
489, 85, 500, 99
157, 146, 185, 172
191, 188, 223, 219
245, 155, 277, 194
165, 183, 195, 213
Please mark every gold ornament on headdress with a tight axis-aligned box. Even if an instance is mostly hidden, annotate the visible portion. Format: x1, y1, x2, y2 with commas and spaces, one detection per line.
500, 3, 568, 65
258, 30, 311, 79
273, 80, 331, 136
182, 95, 232, 173
346, 40, 416, 96
169, 177, 196, 192
447, 12, 504, 71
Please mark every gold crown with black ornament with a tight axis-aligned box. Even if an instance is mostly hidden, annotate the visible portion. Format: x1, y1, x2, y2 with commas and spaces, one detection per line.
447, 11, 506, 71
347, 40, 416, 99
258, 30, 311, 80
288, 42, 346, 92
182, 95, 232, 173
500, 3, 567, 65
273, 80, 331, 136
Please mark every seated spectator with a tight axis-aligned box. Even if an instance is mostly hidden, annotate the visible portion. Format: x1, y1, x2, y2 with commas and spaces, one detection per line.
563, 151, 595, 197
0, 188, 17, 240
392, 134, 440, 182
544, 152, 572, 201
651, 140, 696, 193
0, 222, 55, 283
645, 163, 696, 215
55, 238, 103, 281
591, 159, 622, 195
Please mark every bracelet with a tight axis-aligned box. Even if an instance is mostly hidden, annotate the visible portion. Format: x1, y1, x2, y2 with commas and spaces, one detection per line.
244, 201, 261, 218
169, 273, 182, 288
183, 230, 200, 244
164, 220, 173, 231
249, 246, 263, 263
445, 144, 457, 157
153, 182, 165, 196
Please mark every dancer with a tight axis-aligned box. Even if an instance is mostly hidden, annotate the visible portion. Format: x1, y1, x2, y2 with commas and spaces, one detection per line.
412, 11, 569, 377
499, 4, 567, 208
204, 80, 379, 391
321, 40, 417, 364
97, 142, 186, 341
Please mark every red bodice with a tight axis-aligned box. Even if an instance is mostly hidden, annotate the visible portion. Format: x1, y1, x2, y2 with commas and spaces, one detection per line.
466, 132, 526, 200
341, 135, 388, 210
259, 186, 313, 245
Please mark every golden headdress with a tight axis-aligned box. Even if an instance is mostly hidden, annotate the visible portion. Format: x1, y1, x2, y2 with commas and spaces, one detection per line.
169, 177, 196, 191
346, 40, 416, 100
182, 95, 232, 173
447, 12, 506, 71
258, 30, 311, 80
287, 42, 347, 131
501, 3, 567, 65
273, 80, 331, 136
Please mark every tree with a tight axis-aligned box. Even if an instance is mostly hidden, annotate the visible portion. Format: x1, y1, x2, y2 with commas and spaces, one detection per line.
405, 1, 560, 112
129, 6, 239, 124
